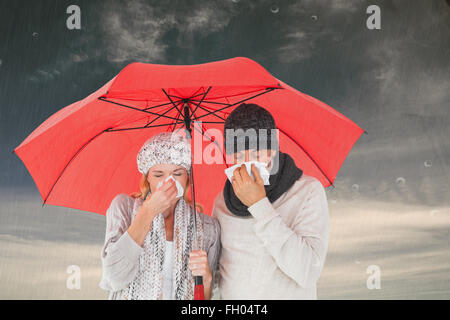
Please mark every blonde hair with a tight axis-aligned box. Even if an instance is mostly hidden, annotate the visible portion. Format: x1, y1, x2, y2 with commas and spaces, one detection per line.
129, 173, 204, 213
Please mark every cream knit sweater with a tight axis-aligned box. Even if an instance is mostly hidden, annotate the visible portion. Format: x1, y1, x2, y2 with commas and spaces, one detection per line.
212, 174, 329, 300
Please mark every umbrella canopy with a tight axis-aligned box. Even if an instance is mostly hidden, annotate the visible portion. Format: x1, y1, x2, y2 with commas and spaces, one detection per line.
13, 57, 365, 216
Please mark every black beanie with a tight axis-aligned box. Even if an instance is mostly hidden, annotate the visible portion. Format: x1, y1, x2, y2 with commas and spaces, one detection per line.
224, 103, 278, 155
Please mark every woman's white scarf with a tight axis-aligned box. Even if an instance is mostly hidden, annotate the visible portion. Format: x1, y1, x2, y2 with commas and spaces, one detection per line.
123, 196, 203, 300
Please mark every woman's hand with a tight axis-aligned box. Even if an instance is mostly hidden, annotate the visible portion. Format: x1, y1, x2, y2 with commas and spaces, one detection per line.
188, 250, 212, 283
128, 179, 178, 246
141, 179, 178, 217
189, 250, 213, 299
231, 164, 266, 207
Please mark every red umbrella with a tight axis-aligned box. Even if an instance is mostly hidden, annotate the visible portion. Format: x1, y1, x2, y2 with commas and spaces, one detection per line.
13, 57, 365, 298
13, 56, 365, 215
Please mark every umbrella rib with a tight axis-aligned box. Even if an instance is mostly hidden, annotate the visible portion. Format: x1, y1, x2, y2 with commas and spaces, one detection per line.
189, 87, 225, 121
98, 97, 179, 120
193, 103, 231, 119
161, 89, 184, 120
42, 127, 114, 206
171, 110, 183, 132
277, 127, 335, 188
144, 100, 184, 128
189, 99, 230, 106
194, 107, 226, 121
189, 87, 281, 106
196, 121, 225, 124
163, 87, 212, 131
190, 86, 212, 116
186, 102, 225, 133
166, 89, 206, 101
105, 121, 184, 132
194, 88, 277, 121
143, 100, 182, 111
186, 100, 204, 130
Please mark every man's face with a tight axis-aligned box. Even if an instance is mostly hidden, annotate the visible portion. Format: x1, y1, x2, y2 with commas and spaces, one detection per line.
232, 149, 277, 169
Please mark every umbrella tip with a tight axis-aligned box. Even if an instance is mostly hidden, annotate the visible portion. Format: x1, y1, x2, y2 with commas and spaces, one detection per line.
363, 130, 368, 135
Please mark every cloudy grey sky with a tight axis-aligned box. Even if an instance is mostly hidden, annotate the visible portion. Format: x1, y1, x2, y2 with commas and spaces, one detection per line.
0, 0, 449, 299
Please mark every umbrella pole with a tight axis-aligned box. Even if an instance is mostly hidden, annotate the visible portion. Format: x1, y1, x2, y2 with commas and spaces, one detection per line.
183, 104, 205, 300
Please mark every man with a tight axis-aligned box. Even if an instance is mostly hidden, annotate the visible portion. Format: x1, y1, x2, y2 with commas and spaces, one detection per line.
212, 103, 329, 299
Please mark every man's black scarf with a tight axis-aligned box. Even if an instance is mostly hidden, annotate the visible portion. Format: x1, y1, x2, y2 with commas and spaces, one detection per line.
223, 151, 303, 217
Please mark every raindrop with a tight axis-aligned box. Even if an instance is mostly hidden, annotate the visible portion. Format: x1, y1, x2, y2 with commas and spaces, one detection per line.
396, 177, 406, 187
231, 0, 240, 3
0, 59, 2, 66
351, 184, 360, 192
331, 199, 338, 204
355, 260, 361, 264
424, 160, 432, 167
311, 15, 318, 21
270, 5, 279, 13
32, 32, 39, 38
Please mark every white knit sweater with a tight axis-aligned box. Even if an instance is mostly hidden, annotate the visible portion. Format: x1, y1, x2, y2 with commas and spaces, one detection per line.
212, 174, 330, 300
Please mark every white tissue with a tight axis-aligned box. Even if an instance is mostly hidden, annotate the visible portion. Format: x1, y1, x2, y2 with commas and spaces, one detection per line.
156, 175, 184, 198
224, 161, 271, 185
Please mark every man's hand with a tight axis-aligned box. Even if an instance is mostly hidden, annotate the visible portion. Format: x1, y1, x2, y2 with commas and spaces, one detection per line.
231, 163, 267, 207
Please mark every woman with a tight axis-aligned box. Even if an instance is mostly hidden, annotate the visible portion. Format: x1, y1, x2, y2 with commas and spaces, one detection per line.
99, 132, 221, 300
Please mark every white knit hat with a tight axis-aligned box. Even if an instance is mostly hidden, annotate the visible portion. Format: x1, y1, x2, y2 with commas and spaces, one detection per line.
137, 132, 191, 176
